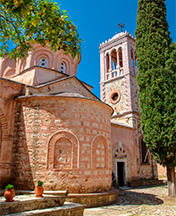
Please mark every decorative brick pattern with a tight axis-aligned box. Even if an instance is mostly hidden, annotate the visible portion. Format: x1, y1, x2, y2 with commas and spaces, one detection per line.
47, 131, 79, 170
112, 147, 131, 182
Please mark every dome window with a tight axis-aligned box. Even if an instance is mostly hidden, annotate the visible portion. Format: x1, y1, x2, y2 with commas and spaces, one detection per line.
61, 62, 66, 73
39, 58, 47, 67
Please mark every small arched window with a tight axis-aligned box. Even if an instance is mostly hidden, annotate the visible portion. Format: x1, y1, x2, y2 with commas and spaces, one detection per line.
111, 49, 117, 70
24, 62, 26, 69
106, 53, 110, 73
39, 58, 47, 67
60, 62, 66, 73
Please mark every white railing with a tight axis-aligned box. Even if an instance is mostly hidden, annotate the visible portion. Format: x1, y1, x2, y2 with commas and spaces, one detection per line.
106, 68, 124, 80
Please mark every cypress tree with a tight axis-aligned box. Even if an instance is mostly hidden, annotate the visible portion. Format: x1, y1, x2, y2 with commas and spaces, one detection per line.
135, 0, 176, 197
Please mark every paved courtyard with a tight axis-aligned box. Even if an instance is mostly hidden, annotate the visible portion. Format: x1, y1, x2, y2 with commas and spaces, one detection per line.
84, 185, 176, 216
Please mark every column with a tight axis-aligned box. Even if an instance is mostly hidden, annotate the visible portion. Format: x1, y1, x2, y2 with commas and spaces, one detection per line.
116, 50, 120, 75
104, 54, 107, 80
116, 50, 119, 68
26, 51, 32, 69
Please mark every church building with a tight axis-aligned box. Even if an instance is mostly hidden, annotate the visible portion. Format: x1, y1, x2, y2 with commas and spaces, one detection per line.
0, 31, 158, 192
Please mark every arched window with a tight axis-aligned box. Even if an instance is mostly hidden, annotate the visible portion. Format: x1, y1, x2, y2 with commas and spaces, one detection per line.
60, 62, 66, 73
118, 47, 123, 67
141, 138, 149, 163
39, 58, 47, 67
106, 53, 109, 73
24, 62, 27, 70
111, 49, 117, 70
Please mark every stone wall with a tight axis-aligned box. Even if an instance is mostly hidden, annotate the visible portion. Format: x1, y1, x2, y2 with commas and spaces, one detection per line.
11, 96, 112, 193
103, 77, 127, 114
130, 75, 140, 113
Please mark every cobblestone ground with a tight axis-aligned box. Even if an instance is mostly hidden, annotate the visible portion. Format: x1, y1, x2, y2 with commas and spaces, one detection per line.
84, 185, 176, 216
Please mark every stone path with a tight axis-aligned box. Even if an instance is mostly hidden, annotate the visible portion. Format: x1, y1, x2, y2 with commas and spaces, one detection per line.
84, 185, 176, 216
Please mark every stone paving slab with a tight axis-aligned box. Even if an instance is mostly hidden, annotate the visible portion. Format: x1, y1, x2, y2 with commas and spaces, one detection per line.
84, 185, 176, 216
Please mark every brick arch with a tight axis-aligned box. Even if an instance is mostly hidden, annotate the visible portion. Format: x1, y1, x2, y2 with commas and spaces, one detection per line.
91, 135, 108, 169
56, 54, 71, 74
112, 146, 131, 181
46, 130, 79, 169
1, 57, 16, 77
32, 48, 53, 68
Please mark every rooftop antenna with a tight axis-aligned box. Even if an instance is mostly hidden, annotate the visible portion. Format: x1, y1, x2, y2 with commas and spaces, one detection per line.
118, 23, 124, 32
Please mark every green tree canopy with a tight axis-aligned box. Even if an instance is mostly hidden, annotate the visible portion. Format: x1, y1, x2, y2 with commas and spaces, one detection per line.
135, 0, 176, 197
0, 0, 82, 59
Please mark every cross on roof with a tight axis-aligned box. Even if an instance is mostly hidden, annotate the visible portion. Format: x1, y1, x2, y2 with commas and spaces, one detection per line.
118, 23, 125, 32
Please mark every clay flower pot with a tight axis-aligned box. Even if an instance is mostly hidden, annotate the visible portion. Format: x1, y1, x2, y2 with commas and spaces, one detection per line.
35, 186, 44, 197
4, 188, 15, 202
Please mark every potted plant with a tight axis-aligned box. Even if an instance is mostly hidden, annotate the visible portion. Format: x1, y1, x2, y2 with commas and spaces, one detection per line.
4, 184, 15, 202
34, 181, 44, 197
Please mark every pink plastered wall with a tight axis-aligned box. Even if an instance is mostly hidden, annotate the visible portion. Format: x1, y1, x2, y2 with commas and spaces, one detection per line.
0, 44, 81, 82
111, 123, 137, 182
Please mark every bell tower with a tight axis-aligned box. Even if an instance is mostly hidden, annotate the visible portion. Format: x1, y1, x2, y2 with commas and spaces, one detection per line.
99, 31, 140, 127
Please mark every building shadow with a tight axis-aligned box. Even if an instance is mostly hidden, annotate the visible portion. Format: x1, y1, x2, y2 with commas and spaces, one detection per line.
116, 186, 164, 206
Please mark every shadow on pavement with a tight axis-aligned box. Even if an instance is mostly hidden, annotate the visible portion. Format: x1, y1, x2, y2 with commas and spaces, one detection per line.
117, 186, 164, 206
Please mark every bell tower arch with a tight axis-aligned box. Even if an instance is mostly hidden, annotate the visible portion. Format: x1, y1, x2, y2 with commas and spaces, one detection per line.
99, 31, 140, 127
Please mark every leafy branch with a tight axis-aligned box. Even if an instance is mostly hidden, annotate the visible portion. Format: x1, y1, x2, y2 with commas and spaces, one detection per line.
0, 0, 82, 60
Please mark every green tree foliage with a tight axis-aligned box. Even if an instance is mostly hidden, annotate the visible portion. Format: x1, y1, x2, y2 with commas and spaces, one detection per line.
0, 0, 82, 59
135, 0, 176, 169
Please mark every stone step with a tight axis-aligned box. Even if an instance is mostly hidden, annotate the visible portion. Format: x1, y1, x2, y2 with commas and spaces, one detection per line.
66, 188, 119, 207
5, 202, 85, 216
0, 195, 66, 215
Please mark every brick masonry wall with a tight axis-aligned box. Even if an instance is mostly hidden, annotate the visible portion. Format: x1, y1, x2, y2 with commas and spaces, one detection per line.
11, 96, 112, 193
0, 79, 23, 189
103, 77, 127, 114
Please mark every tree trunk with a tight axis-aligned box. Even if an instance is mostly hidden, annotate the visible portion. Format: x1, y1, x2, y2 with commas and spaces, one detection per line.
167, 166, 176, 197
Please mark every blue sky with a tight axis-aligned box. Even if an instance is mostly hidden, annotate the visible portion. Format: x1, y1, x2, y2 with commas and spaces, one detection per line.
56, 0, 176, 98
